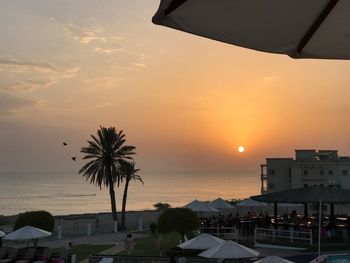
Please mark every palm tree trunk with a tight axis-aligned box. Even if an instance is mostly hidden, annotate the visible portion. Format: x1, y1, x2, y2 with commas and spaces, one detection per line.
106, 164, 118, 224
109, 181, 118, 223
121, 178, 130, 230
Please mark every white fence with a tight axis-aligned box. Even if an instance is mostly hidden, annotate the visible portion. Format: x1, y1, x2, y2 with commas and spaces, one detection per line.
200, 227, 238, 242
254, 227, 313, 247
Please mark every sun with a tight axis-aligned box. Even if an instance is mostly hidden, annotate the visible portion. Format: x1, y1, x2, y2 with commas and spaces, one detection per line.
238, 146, 245, 153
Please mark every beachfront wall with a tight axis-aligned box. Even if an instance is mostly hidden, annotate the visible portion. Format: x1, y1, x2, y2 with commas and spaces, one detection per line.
54, 210, 161, 237
52, 207, 312, 238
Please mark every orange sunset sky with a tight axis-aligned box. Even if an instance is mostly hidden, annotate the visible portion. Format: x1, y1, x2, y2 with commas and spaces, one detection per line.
1, 1, 350, 176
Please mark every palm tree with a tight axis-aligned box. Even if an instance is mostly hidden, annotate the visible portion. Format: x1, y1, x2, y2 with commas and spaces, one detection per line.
120, 160, 143, 230
79, 126, 135, 225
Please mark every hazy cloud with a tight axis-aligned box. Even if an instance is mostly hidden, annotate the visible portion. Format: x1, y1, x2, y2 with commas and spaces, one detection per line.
60, 22, 147, 68
83, 76, 124, 93
0, 93, 38, 114
263, 75, 277, 83
62, 67, 80, 79
0, 78, 56, 92
133, 62, 146, 70
63, 24, 124, 44
0, 57, 79, 92
0, 58, 57, 74
91, 103, 111, 109
94, 47, 125, 54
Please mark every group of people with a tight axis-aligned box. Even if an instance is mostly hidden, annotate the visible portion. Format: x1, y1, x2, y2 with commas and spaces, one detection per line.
201, 211, 272, 231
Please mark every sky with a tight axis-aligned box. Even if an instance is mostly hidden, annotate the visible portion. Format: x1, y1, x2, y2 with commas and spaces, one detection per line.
1, 1, 350, 175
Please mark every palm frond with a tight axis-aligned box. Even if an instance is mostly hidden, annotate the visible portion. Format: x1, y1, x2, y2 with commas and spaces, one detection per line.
79, 126, 136, 190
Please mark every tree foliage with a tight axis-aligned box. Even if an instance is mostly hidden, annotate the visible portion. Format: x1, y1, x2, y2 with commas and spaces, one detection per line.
153, 202, 171, 211
157, 208, 199, 240
14, 211, 54, 232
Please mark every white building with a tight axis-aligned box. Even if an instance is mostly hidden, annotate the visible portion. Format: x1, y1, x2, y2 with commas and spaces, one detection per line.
261, 149, 350, 194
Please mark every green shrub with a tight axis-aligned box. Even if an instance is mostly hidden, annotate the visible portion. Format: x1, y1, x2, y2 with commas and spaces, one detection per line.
150, 222, 157, 235
157, 208, 199, 241
14, 211, 54, 232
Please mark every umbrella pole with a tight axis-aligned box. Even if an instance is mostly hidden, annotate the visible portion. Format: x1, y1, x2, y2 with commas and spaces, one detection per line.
318, 200, 321, 257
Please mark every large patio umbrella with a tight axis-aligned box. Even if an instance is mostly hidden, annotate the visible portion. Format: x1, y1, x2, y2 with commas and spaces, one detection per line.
153, 0, 350, 59
178, 233, 225, 249
209, 198, 234, 210
251, 185, 350, 220
251, 185, 350, 204
236, 198, 268, 215
236, 198, 268, 207
4, 226, 51, 247
184, 199, 220, 213
198, 240, 259, 259
254, 256, 294, 263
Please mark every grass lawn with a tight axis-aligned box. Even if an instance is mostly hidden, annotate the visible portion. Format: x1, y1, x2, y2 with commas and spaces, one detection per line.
118, 232, 181, 257
52, 244, 114, 262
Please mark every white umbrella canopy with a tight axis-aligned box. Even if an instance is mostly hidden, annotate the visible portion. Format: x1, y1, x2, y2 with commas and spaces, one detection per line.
4, 226, 51, 241
178, 234, 225, 250
184, 200, 220, 212
255, 256, 294, 263
198, 240, 260, 259
184, 199, 201, 208
153, 0, 350, 59
236, 198, 268, 207
209, 198, 234, 210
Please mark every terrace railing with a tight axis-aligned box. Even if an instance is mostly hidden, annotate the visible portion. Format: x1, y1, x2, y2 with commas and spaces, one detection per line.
200, 226, 238, 241
89, 256, 218, 263
254, 227, 313, 248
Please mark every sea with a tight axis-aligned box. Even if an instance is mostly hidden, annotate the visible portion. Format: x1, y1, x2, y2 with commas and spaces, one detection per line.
0, 170, 260, 216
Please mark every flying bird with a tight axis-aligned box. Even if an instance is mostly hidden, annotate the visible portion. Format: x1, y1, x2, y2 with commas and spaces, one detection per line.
63, 142, 67, 146
71, 157, 77, 161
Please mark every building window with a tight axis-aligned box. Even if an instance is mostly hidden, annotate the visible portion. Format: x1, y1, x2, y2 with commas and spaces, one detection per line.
303, 169, 308, 175
342, 170, 348, 176
304, 184, 308, 188
328, 170, 333, 175
320, 170, 324, 176
268, 183, 275, 189
269, 169, 275, 176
